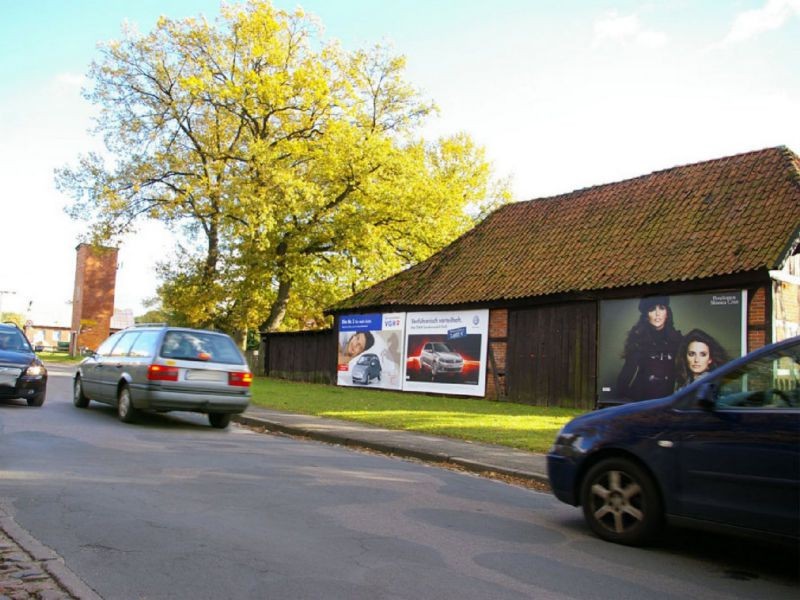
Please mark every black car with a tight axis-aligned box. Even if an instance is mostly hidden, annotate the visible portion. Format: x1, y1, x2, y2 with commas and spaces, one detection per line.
0, 322, 47, 406
548, 335, 800, 546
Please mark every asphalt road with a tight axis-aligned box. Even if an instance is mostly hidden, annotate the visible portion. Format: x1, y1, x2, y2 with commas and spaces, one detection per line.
0, 364, 797, 599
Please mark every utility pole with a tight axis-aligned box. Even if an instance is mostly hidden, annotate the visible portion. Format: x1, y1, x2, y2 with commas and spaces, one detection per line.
0, 290, 17, 318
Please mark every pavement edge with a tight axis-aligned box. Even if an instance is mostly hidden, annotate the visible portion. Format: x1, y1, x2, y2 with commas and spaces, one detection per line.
233, 413, 551, 486
0, 503, 103, 600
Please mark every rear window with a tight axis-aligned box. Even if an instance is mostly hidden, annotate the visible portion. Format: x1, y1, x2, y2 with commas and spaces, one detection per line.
159, 331, 244, 365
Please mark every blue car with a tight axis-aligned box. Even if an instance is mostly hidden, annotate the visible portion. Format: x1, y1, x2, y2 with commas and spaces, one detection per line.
0, 322, 47, 406
547, 336, 800, 546
351, 353, 382, 385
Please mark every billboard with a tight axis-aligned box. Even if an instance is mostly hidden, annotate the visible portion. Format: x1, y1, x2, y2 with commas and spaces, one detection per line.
402, 309, 489, 396
597, 291, 746, 404
337, 313, 405, 389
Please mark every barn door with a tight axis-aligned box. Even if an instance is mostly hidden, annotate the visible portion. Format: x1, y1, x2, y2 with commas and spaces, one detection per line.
507, 302, 597, 409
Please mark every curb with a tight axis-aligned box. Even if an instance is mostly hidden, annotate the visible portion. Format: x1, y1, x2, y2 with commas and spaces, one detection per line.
0, 505, 103, 600
232, 414, 551, 487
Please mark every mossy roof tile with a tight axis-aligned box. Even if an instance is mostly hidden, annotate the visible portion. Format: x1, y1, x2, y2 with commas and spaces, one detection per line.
334, 146, 800, 312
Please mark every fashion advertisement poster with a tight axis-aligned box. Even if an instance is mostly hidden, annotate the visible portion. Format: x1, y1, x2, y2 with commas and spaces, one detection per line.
597, 291, 746, 404
337, 313, 405, 390
402, 309, 489, 397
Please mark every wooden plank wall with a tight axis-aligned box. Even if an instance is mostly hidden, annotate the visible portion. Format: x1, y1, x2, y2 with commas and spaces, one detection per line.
261, 329, 336, 384
506, 302, 597, 409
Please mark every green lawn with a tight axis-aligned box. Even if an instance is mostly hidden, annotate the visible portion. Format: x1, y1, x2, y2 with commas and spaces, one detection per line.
38, 351, 84, 364
251, 378, 585, 453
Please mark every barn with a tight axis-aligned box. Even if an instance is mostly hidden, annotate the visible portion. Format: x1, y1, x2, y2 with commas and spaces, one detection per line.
322, 146, 800, 409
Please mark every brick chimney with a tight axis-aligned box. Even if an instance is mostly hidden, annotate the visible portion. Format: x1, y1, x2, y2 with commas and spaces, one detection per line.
71, 243, 119, 352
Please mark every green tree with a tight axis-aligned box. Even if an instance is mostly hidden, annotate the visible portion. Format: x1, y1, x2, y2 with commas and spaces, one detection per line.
0, 312, 25, 328
57, 0, 510, 336
134, 307, 177, 326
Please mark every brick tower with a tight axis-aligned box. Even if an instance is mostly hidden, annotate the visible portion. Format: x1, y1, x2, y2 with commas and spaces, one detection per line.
71, 243, 119, 353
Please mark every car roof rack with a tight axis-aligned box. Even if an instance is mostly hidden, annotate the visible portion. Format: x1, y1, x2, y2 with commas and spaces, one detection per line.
132, 323, 168, 328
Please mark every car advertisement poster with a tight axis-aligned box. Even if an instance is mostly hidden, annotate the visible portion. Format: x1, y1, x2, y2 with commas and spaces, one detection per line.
337, 313, 405, 390
597, 291, 746, 405
402, 309, 489, 397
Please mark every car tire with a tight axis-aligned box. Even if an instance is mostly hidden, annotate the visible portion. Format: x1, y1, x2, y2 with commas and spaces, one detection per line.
27, 391, 46, 407
117, 384, 139, 423
208, 413, 231, 429
73, 376, 90, 408
580, 457, 663, 546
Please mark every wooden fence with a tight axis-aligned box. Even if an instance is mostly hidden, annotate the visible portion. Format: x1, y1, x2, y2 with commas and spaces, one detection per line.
259, 329, 337, 383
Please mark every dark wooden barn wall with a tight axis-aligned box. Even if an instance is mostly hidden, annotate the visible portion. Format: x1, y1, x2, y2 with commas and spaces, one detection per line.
262, 330, 336, 384
506, 302, 597, 409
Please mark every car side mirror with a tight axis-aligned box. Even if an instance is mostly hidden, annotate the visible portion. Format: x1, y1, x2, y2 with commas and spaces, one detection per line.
695, 381, 717, 410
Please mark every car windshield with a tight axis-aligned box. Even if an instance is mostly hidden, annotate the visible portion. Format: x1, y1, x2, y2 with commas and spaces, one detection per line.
431, 343, 451, 352
0, 329, 31, 352
356, 355, 372, 365
159, 331, 244, 365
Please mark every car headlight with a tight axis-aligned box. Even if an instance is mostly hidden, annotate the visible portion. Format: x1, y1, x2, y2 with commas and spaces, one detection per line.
25, 364, 46, 376
554, 432, 582, 449
550, 427, 588, 456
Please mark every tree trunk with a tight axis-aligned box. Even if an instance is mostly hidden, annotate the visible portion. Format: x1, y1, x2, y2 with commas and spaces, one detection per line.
203, 220, 219, 285
200, 219, 220, 329
231, 326, 247, 350
260, 239, 292, 332
262, 277, 292, 332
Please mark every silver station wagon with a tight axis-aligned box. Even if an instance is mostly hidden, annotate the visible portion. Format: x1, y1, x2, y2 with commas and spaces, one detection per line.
73, 325, 252, 428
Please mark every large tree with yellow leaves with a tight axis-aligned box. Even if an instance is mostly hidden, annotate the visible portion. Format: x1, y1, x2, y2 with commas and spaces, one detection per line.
57, 1, 510, 337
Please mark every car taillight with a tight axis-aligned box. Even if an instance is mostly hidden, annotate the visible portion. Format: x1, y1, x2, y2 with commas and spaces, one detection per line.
148, 364, 179, 381
229, 372, 252, 387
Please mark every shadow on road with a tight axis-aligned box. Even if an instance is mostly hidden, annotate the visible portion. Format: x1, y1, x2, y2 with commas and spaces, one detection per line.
659, 527, 800, 582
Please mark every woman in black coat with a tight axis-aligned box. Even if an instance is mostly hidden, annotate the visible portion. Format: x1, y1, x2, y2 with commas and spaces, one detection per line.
616, 296, 683, 401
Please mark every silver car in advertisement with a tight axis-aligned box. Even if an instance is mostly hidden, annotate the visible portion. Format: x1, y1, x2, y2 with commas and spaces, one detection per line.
420, 342, 464, 377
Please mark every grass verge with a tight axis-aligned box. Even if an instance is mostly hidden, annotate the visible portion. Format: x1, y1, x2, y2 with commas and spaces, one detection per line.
37, 351, 84, 364
251, 378, 585, 454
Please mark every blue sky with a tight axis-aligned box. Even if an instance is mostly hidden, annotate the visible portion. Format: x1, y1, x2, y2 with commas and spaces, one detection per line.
1, 0, 798, 324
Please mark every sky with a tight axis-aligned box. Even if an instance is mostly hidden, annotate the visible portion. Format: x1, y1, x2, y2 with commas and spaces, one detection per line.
1, 0, 798, 326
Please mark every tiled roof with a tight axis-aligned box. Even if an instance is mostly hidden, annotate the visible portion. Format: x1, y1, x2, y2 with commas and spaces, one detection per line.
333, 146, 800, 312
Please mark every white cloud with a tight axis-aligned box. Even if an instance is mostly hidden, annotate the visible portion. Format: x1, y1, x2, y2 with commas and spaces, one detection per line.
721, 0, 800, 45
592, 11, 669, 48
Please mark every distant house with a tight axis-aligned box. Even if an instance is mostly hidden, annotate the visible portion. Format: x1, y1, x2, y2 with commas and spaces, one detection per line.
25, 307, 135, 352
111, 308, 135, 330
26, 325, 72, 351
329, 146, 800, 408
